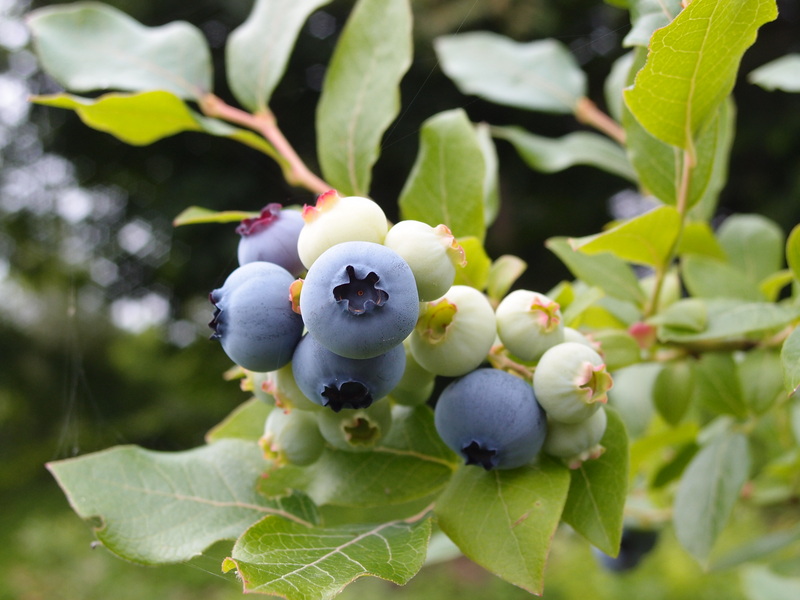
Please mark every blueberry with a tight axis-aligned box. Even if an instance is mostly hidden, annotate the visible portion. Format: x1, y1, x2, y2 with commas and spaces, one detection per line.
410, 285, 496, 377
543, 406, 608, 466
533, 342, 613, 424
434, 368, 547, 470
260, 407, 326, 467
291, 334, 406, 412
297, 190, 389, 269
495, 290, 564, 361
299, 241, 419, 359
593, 527, 658, 572
209, 262, 303, 372
236, 203, 305, 276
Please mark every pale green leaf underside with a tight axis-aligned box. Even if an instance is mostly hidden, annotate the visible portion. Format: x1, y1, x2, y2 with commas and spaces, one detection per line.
673, 432, 751, 562
748, 54, 800, 92
27, 1, 212, 100
570, 205, 681, 268
399, 109, 486, 241
224, 514, 432, 599
624, 0, 777, 151
173, 206, 260, 227
623, 0, 683, 48
435, 457, 570, 595
46, 440, 317, 564
227, 0, 332, 112
316, 0, 412, 197
781, 326, 800, 396
435, 32, 586, 113
741, 565, 800, 600
491, 126, 636, 181
561, 408, 629, 555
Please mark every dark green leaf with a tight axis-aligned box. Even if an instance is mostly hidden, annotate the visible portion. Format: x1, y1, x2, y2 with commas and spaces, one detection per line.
748, 54, 800, 92
399, 109, 486, 240
561, 408, 629, 555
27, 2, 212, 100
738, 348, 784, 414
226, 0, 332, 112
785, 224, 800, 282
546, 237, 646, 305
435, 33, 586, 113
316, 0, 412, 196
651, 442, 699, 488
224, 513, 432, 598
435, 456, 570, 595
46, 440, 317, 564
492, 126, 635, 181
673, 431, 751, 563
624, 0, 777, 152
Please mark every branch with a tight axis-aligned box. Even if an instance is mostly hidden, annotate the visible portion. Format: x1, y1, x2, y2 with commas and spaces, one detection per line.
200, 94, 331, 195
574, 97, 626, 145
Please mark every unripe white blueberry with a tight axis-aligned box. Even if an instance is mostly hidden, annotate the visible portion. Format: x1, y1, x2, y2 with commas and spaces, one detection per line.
410, 285, 496, 377
261, 408, 325, 466
264, 362, 323, 412
533, 342, 613, 424
316, 400, 393, 451
297, 189, 389, 269
383, 220, 466, 301
495, 290, 564, 361
543, 406, 608, 465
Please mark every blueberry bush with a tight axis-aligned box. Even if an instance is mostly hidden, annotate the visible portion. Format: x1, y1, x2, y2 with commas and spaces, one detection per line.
28, 0, 800, 597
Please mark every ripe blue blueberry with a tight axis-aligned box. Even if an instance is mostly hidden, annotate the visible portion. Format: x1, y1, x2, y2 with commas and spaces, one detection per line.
593, 527, 658, 572
236, 203, 305, 276
291, 334, 406, 412
209, 262, 303, 372
434, 368, 547, 470
299, 241, 419, 359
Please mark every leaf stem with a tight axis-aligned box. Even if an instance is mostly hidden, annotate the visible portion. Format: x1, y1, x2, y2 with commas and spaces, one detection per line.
574, 97, 626, 145
200, 94, 331, 195
487, 345, 535, 380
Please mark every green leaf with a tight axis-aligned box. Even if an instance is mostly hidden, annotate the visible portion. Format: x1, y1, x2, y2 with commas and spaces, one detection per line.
476, 122, 501, 228
649, 297, 708, 333
399, 109, 486, 240
738, 348, 784, 414
623, 0, 683, 47
491, 126, 635, 181
694, 353, 748, 419
570, 205, 681, 268
717, 214, 785, 284
781, 326, 800, 397
32, 91, 202, 145
748, 54, 800, 92
452, 236, 491, 291
46, 440, 318, 564
761, 270, 794, 302
653, 360, 695, 425
607, 362, 660, 439
590, 330, 641, 371
194, 114, 288, 167
27, 2, 212, 100
226, 0, 331, 112
785, 224, 800, 282
224, 513, 432, 599
624, 0, 777, 153
434, 33, 586, 113
486, 255, 527, 304
561, 408, 629, 555
712, 524, 800, 571
546, 237, 646, 305
657, 299, 797, 343
673, 431, 751, 563
677, 221, 727, 259
172, 206, 259, 227
259, 406, 458, 507
605, 51, 635, 122
741, 566, 800, 600
315, 0, 412, 196
206, 398, 272, 443
435, 457, 570, 595
681, 255, 765, 301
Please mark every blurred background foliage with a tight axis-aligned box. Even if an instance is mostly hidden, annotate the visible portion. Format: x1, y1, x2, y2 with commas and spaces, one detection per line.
1, 0, 799, 598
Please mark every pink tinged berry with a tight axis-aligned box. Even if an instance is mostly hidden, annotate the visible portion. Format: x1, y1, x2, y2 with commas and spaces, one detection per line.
495, 290, 565, 361
236, 203, 305, 276
297, 190, 389, 269
533, 342, 613, 424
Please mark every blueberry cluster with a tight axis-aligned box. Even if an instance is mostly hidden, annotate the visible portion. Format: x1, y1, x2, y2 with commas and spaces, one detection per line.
209, 190, 613, 470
